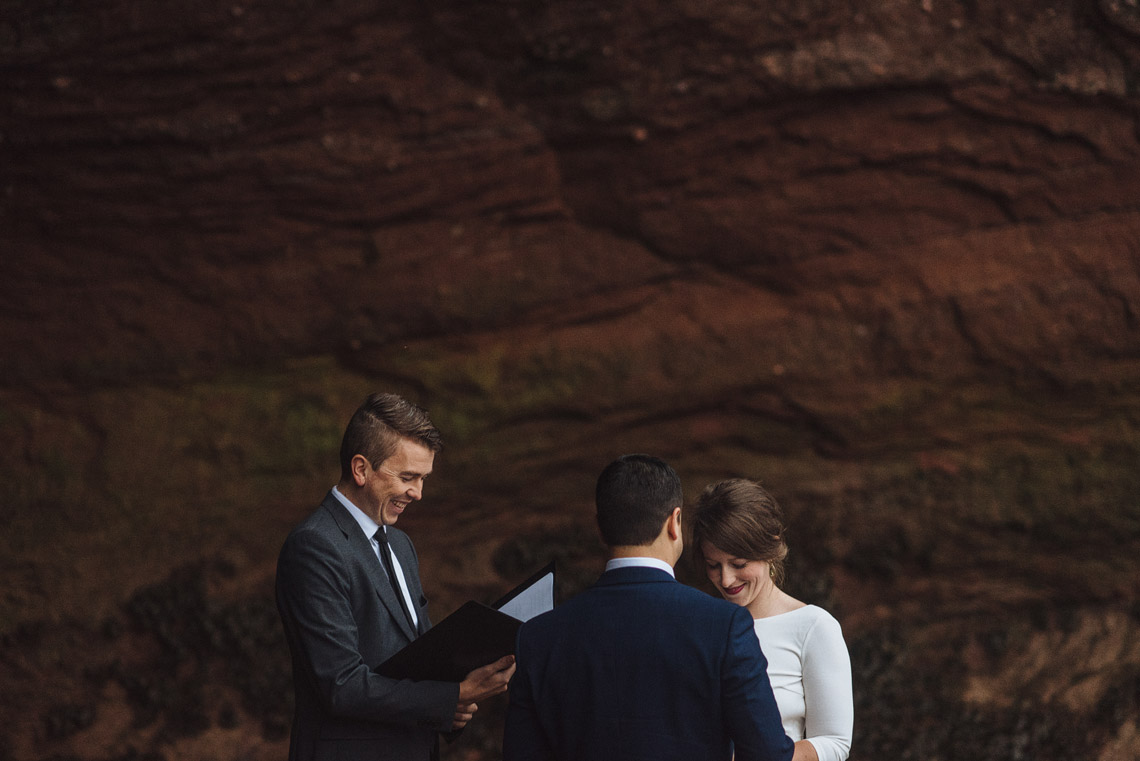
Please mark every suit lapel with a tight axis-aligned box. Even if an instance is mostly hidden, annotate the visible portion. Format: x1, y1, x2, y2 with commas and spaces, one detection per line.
321, 494, 419, 642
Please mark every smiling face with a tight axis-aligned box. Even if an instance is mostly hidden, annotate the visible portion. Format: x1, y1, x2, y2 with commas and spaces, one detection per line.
701, 541, 773, 617
355, 437, 435, 526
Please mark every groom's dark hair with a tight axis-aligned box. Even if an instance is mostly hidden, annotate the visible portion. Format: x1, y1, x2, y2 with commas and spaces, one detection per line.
595, 454, 683, 547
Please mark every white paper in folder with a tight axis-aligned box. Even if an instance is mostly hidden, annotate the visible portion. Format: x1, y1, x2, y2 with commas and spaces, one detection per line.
496, 566, 555, 622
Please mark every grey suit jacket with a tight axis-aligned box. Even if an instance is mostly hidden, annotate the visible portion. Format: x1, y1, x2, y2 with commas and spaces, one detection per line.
276, 492, 460, 761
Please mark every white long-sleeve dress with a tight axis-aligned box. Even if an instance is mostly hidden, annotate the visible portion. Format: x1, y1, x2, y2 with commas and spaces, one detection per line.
753, 605, 853, 761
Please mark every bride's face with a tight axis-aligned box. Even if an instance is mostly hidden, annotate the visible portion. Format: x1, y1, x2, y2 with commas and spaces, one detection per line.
701, 541, 771, 615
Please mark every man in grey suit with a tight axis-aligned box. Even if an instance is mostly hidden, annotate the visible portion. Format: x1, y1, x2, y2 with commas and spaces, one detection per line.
276, 392, 515, 761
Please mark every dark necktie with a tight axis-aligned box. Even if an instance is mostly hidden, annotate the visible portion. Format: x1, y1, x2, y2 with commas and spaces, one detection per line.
374, 528, 414, 628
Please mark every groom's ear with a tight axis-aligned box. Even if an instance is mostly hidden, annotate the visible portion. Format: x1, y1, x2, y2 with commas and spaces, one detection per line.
665, 506, 682, 541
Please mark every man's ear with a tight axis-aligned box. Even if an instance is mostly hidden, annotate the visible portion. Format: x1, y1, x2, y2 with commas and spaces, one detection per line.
350, 454, 371, 487
666, 506, 683, 541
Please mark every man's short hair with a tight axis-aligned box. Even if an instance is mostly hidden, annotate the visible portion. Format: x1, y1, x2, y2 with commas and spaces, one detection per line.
595, 454, 682, 547
339, 392, 443, 479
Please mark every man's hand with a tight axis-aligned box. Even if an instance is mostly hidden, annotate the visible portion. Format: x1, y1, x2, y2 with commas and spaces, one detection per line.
452, 655, 515, 730
452, 702, 478, 731
458, 654, 516, 704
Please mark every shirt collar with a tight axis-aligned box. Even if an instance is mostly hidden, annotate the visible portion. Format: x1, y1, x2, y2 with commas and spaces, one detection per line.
605, 556, 675, 577
331, 485, 382, 541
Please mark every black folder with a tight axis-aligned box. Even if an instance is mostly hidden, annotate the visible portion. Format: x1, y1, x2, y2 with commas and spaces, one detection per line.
376, 561, 555, 682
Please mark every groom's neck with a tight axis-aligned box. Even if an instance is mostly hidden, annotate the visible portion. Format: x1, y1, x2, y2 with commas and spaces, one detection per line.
608, 542, 677, 568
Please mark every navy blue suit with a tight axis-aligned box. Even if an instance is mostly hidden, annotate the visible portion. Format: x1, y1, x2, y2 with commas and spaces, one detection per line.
503, 565, 794, 761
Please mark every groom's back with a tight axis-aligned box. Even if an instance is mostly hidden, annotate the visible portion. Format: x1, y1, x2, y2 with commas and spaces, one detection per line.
504, 566, 792, 761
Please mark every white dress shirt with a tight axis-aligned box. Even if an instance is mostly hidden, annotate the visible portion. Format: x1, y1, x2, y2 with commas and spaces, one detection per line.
332, 486, 419, 627
604, 556, 676, 577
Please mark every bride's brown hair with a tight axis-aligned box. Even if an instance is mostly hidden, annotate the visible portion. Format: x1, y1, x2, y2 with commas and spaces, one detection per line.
690, 478, 789, 585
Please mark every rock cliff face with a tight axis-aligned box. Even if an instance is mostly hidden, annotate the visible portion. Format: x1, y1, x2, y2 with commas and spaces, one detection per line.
3, 1, 1140, 759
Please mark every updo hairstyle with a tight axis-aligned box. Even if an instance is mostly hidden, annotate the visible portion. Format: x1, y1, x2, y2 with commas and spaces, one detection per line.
690, 478, 789, 585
